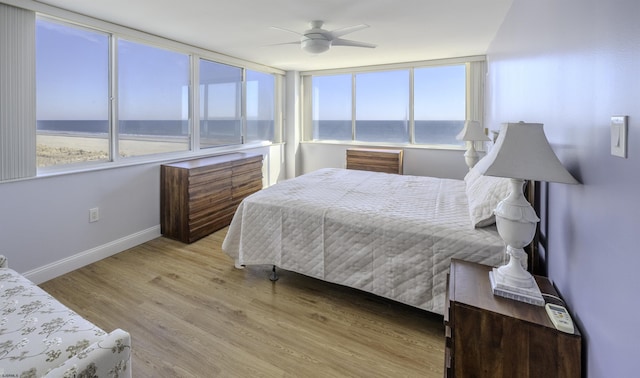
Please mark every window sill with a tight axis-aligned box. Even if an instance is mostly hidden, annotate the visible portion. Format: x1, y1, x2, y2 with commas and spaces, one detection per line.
1, 141, 275, 184
300, 140, 466, 152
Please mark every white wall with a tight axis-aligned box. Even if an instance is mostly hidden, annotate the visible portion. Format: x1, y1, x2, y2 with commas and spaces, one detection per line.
284, 71, 302, 178
0, 144, 284, 283
487, 1, 640, 376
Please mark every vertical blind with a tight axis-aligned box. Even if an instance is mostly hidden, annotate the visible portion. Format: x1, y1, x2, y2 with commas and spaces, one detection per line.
467, 60, 486, 125
0, 3, 36, 181
468, 60, 487, 151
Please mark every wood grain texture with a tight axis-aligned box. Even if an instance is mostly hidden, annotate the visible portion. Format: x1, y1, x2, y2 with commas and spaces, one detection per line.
445, 259, 581, 378
39, 228, 445, 377
346, 148, 404, 174
160, 153, 263, 243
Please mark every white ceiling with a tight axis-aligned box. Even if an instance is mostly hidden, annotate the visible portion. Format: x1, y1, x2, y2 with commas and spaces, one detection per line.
36, 0, 513, 72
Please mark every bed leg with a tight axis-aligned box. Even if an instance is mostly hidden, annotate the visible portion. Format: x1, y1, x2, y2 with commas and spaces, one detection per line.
269, 265, 279, 282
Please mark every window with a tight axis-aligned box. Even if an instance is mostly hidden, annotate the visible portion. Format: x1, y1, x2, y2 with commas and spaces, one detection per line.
118, 39, 190, 157
312, 74, 352, 141
36, 18, 110, 167
414, 65, 465, 146
306, 60, 477, 148
246, 70, 275, 143
199, 59, 242, 148
355, 70, 410, 143
30, 15, 283, 174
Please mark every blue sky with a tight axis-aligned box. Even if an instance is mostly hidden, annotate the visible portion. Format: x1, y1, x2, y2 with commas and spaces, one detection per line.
36, 19, 109, 120
313, 65, 465, 121
37, 19, 189, 121
36, 18, 463, 122
118, 39, 190, 121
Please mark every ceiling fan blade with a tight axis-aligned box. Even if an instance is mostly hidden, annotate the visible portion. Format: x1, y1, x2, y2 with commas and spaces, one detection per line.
270, 26, 303, 37
330, 24, 369, 38
265, 41, 301, 47
332, 38, 376, 48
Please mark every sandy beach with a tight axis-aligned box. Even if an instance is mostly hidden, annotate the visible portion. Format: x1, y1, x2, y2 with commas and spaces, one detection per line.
37, 134, 188, 167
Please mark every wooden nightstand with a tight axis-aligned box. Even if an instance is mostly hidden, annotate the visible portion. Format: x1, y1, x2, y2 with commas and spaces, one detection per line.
444, 259, 581, 378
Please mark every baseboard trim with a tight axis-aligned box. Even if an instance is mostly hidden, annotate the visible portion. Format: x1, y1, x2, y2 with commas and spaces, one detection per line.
24, 225, 161, 284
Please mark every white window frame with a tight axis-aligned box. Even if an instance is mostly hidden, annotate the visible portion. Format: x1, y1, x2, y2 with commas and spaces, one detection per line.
301, 56, 486, 149
3, 1, 284, 181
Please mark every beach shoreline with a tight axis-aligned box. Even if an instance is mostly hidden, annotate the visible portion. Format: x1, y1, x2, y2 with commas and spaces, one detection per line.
37, 134, 188, 167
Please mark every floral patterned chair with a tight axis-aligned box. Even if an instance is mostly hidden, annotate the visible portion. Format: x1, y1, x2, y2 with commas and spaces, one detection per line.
0, 255, 131, 377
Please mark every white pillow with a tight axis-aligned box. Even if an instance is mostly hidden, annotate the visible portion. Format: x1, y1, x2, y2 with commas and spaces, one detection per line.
465, 167, 511, 228
463, 166, 482, 188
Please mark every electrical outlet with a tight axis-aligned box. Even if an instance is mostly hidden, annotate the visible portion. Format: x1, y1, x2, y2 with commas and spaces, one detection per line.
89, 207, 100, 223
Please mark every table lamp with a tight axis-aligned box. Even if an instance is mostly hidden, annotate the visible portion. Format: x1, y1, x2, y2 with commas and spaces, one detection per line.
474, 122, 579, 305
456, 120, 491, 170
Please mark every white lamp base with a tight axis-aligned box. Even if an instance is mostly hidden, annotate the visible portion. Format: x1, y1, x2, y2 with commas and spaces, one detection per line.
463, 142, 480, 170
488, 178, 545, 306
489, 268, 545, 306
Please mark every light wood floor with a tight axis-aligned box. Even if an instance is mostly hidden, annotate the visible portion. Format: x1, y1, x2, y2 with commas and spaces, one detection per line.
39, 228, 445, 377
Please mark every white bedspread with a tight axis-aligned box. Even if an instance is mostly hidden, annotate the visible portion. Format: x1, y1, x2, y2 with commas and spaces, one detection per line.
222, 168, 505, 315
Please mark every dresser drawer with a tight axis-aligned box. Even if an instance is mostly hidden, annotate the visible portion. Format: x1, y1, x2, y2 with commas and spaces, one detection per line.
346, 148, 403, 174
161, 153, 263, 243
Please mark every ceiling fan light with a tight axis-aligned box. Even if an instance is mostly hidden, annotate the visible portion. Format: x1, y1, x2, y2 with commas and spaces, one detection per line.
302, 38, 331, 54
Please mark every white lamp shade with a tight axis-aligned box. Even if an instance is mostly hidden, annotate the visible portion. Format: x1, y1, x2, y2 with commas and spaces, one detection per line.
474, 122, 578, 184
456, 120, 491, 141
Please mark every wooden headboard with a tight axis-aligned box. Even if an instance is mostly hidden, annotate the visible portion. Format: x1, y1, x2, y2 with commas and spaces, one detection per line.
525, 180, 541, 275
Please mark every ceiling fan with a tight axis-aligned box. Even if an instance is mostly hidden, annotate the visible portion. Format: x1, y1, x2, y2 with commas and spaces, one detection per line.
270, 20, 376, 54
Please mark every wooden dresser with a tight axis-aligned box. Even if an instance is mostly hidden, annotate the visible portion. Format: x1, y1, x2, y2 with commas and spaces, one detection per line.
444, 259, 581, 378
160, 153, 263, 243
346, 148, 403, 174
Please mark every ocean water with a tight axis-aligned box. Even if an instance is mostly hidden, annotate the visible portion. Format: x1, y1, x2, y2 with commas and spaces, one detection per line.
37, 119, 274, 141
313, 120, 465, 145
37, 119, 461, 145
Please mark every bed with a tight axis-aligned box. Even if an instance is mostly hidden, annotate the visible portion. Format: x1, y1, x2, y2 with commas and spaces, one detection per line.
222, 166, 512, 315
